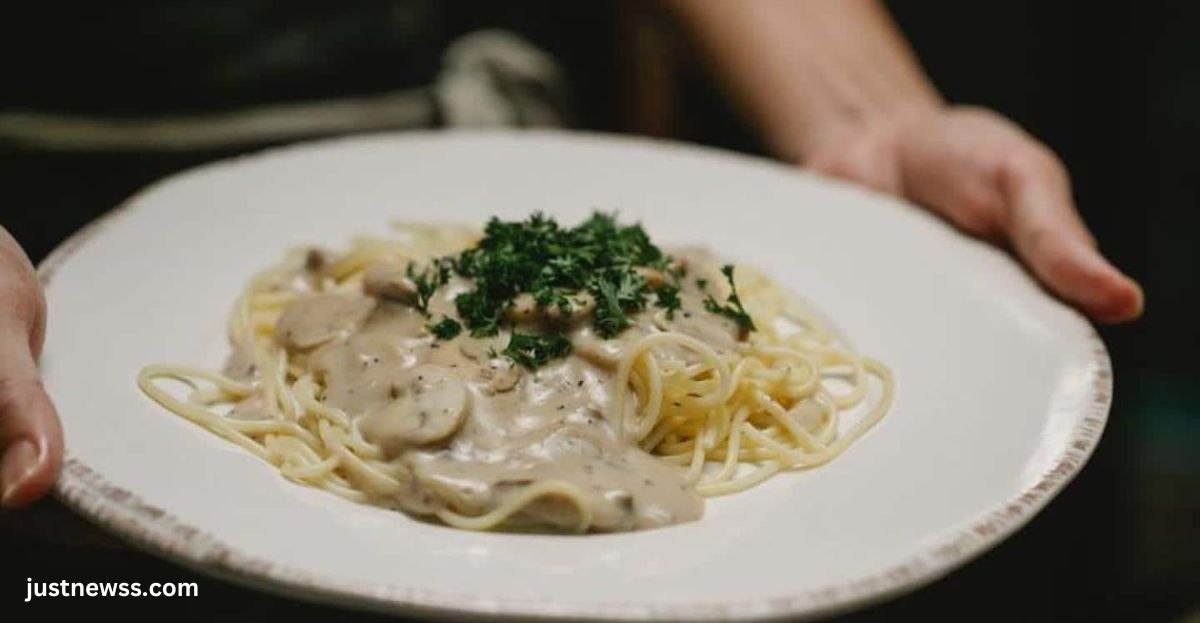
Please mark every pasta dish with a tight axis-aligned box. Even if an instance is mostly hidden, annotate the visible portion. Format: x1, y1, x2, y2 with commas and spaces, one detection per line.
138, 213, 893, 532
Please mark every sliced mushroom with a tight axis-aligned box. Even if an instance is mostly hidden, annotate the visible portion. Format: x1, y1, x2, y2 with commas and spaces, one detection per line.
536, 425, 605, 460
504, 292, 596, 326
480, 358, 520, 393
504, 293, 540, 322
570, 329, 623, 370
634, 266, 665, 288
357, 364, 469, 454
363, 263, 419, 305
546, 293, 595, 324
304, 247, 334, 273
274, 294, 375, 351
458, 337, 495, 362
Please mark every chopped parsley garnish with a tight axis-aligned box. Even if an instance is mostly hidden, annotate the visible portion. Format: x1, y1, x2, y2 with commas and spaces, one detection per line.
406, 259, 452, 315
427, 316, 462, 340
410, 212, 753, 368
593, 268, 649, 338
454, 288, 503, 337
703, 264, 757, 334
503, 332, 573, 369
451, 212, 660, 341
653, 284, 681, 319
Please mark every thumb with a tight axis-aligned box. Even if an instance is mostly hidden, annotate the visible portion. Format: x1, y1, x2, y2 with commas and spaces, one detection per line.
0, 328, 63, 508
1, 226, 63, 507
0, 324, 63, 508
998, 151, 1144, 324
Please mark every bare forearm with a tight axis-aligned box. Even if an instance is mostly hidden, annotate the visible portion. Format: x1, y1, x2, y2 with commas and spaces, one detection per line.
663, 0, 942, 162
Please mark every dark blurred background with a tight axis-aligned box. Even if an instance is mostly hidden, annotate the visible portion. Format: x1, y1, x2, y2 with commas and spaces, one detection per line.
1, 1, 1196, 620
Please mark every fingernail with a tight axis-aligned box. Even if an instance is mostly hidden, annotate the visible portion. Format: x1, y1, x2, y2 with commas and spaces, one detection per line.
1092, 265, 1145, 323
1, 439, 40, 507
1128, 280, 1146, 316
1108, 277, 1145, 323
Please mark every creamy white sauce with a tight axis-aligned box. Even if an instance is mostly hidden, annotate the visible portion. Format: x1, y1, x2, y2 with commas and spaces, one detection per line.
259, 250, 739, 531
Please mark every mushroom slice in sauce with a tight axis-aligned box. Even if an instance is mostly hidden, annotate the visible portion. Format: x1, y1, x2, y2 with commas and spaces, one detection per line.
504, 292, 596, 326
274, 294, 375, 351
363, 263, 419, 305
458, 336, 501, 362
358, 364, 469, 454
504, 294, 541, 323
634, 266, 666, 288
569, 328, 624, 370
304, 247, 335, 273
479, 358, 520, 393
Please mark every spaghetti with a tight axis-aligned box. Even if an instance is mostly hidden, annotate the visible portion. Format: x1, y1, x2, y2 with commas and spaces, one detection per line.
138, 215, 893, 532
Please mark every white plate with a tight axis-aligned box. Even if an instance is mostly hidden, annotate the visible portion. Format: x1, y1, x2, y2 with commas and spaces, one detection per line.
38, 131, 1110, 621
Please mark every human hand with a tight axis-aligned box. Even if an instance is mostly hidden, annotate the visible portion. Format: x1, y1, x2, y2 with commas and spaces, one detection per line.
801, 106, 1143, 324
0, 226, 62, 507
